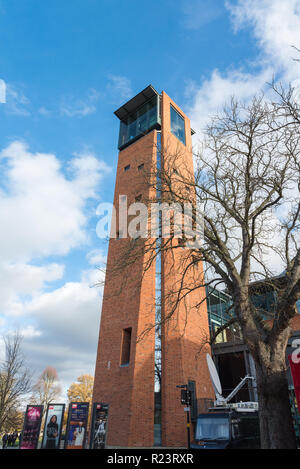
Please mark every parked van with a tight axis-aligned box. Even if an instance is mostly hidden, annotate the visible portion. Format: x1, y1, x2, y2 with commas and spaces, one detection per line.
191, 410, 260, 449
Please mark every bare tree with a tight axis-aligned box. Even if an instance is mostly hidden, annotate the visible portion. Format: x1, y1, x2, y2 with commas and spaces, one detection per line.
31, 366, 62, 416
192, 96, 300, 450
108, 94, 300, 448
0, 332, 32, 432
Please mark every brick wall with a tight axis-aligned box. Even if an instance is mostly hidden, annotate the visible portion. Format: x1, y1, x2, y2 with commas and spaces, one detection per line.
160, 92, 214, 446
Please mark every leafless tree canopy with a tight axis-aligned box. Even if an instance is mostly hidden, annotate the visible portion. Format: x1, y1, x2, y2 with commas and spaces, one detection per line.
0, 332, 32, 432
31, 366, 62, 415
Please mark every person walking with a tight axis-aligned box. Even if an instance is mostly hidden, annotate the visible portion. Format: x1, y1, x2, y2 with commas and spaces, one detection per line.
12, 431, 17, 447
2, 433, 8, 449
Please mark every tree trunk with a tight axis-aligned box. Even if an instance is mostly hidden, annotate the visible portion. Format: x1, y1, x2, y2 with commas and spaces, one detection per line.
255, 357, 297, 449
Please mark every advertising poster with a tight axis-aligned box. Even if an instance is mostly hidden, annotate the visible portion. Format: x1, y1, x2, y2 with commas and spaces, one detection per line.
20, 405, 43, 449
289, 354, 300, 413
65, 402, 89, 449
89, 402, 109, 449
41, 403, 65, 449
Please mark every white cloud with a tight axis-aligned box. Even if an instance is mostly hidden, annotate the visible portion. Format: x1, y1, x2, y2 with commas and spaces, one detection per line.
0, 266, 104, 394
106, 75, 132, 103
38, 106, 52, 117
187, 67, 272, 133
60, 88, 100, 117
186, 1, 300, 280
0, 262, 64, 318
26, 270, 102, 346
20, 268, 104, 393
70, 150, 111, 199
0, 140, 110, 393
0, 141, 110, 261
188, 0, 300, 134
86, 249, 107, 266
226, 0, 300, 81
5, 84, 30, 116
20, 325, 42, 339
0, 79, 6, 103
181, 0, 223, 30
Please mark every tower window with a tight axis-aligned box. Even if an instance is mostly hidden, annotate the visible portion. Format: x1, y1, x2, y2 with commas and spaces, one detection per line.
124, 164, 130, 172
120, 327, 132, 366
117, 94, 160, 150
170, 105, 186, 145
178, 238, 186, 247
138, 163, 144, 171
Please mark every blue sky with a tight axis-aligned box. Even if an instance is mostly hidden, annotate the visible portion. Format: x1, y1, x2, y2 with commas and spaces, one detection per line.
0, 0, 300, 395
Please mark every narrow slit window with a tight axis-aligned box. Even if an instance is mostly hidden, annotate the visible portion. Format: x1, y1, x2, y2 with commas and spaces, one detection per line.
138, 163, 144, 171
120, 327, 132, 366
124, 164, 130, 172
178, 238, 186, 247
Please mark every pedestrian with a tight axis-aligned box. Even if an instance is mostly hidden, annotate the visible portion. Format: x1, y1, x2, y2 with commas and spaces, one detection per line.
12, 431, 17, 446
2, 433, 8, 449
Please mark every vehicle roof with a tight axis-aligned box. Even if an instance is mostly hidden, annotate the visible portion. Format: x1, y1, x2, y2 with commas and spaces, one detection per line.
197, 411, 258, 418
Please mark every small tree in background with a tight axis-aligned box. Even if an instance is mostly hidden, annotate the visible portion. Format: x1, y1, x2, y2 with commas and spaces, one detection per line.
67, 374, 94, 426
31, 366, 62, 417
67, 374, 94, 404
0, 332, 32, 432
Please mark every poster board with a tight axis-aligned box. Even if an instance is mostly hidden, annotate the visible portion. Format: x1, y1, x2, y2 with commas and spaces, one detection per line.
65, 402, 89, 449
289, 354, 300, 413
41, 403, 65, 449
89, 402, 109, 449
20, 405, 43, 449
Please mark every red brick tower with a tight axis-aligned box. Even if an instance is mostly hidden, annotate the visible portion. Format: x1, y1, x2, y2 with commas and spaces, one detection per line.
92, 86, 214, 448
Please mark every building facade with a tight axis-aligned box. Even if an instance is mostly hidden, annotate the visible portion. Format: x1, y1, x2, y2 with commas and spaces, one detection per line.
92, 86, 214, 448
206, 286, 300, 441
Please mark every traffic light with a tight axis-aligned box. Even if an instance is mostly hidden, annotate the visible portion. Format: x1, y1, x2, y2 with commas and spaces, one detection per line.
181, 389, 192, 406
187, 380, 197, 422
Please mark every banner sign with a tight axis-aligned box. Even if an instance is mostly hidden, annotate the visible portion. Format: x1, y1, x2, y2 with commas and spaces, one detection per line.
289, 354, 300, 414
89, 402, 109, 449
41, 403, 65, 449
20, 405, 43, 449
65, 402, 89, 449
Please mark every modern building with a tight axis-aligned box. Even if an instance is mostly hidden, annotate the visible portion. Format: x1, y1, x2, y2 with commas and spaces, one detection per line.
92, 86, 214, 448
206, 285, 300, 440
